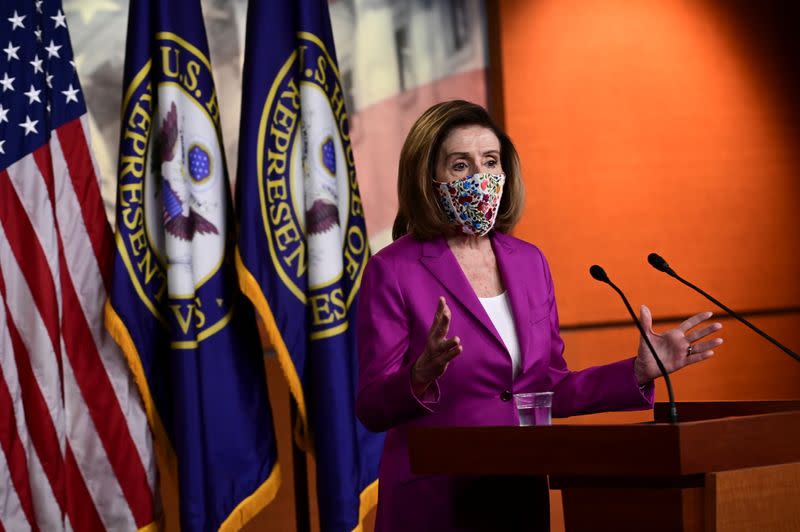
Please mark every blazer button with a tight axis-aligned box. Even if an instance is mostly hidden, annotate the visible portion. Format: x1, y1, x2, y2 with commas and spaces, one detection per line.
500, 390, 512, 402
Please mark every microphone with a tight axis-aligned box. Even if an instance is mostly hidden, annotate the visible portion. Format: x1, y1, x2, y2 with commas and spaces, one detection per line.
647, 253, 672, 275
647, 253, 799, 363
590, 265, 679, 423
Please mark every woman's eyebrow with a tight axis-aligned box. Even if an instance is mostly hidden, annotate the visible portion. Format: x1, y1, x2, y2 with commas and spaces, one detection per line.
445, 151, 471, 160
444, 149, 500, 161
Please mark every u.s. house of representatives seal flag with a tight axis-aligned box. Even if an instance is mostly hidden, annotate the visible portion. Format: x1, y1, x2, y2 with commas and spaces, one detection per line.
104, 0, 279, 530
235, 0, 384, 530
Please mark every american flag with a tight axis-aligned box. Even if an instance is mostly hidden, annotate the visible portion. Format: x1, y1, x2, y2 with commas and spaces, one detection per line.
0, 1, 157, 530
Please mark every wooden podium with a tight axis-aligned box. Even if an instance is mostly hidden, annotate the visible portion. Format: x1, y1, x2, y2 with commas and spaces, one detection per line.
408, 401, 800, 531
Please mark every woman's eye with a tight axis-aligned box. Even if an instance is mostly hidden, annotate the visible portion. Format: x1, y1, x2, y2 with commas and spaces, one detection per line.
452, 162, 468, 171
486, 159, 497, 168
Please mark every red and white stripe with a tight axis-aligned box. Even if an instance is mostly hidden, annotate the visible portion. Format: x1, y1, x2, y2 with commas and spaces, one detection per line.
0, 116, 156, 531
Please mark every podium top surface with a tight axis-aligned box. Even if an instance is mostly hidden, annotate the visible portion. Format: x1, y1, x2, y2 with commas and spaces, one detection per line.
408, 401, 800, 478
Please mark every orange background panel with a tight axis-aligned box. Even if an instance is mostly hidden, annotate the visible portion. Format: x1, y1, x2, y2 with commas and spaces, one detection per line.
499, 0, 800, 324
497, 0, 800, 368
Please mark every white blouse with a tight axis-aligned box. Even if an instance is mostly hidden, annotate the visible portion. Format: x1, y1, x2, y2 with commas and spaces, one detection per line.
478, 291, 521, 379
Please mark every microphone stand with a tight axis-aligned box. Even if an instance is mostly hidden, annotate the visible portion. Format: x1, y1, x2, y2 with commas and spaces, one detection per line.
648, 253, 800, 363
590, 265, 679, 423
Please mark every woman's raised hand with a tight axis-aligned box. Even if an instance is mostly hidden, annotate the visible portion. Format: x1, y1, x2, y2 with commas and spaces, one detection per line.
411, 297, 463, 397
634, 305, 723, 385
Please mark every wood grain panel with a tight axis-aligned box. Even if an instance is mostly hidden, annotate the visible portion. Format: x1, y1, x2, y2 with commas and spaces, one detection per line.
706, 463, 800, 532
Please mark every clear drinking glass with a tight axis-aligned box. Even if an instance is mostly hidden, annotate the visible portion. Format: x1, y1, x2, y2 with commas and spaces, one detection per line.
513, 391, 553, 426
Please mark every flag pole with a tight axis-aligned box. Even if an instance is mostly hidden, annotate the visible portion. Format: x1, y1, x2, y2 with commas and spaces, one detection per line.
291, 398, 311, 532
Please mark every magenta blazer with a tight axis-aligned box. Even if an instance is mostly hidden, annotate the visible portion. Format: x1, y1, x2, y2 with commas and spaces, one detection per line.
356, 232, 654, 531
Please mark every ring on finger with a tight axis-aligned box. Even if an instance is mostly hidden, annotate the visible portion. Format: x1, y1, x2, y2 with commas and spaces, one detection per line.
686, 344, 694, 357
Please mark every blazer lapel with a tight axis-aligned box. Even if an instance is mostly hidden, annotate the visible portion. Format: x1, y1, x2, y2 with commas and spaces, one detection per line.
419, 237, 506, 352
491, 233, 531, 367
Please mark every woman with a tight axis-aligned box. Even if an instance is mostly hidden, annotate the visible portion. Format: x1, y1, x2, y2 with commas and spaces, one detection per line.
355, 100, 722, 531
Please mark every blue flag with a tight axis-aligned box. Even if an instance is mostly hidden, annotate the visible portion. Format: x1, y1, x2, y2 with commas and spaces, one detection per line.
105, 0, 279, 530
235, 1, 384, 530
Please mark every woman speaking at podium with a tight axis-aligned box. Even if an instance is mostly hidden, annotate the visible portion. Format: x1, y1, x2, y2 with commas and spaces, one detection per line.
355, 100, 723, 531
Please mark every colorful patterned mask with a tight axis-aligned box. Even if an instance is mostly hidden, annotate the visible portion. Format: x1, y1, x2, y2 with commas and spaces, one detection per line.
434, 173, 506, 236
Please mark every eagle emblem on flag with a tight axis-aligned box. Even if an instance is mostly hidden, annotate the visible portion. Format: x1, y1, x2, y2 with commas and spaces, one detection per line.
158, 101, 219, 242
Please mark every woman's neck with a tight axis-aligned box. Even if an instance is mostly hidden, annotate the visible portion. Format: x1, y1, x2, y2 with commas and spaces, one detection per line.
447, 233, 490, 252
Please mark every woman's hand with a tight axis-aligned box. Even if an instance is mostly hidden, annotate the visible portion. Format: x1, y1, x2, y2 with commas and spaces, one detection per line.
634, 305, 723, 385
411, 297, 463, 397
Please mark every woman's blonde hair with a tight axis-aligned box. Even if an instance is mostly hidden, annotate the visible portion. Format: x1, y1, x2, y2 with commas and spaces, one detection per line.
392, 100, 524, 240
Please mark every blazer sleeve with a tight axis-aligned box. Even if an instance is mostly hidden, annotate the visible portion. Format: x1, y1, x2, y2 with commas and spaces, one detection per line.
535, 251, 655, 417
355, 253, 438, 433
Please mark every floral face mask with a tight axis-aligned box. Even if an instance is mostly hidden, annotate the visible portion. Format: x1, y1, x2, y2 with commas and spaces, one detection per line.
433, 173, 506, 236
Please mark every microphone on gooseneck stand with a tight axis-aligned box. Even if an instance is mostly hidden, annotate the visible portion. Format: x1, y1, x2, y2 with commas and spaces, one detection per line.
589, 265, 679, 424
647, 253, 800, 363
